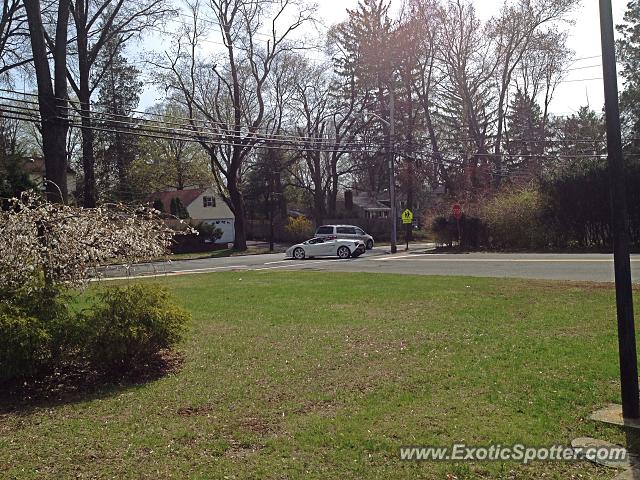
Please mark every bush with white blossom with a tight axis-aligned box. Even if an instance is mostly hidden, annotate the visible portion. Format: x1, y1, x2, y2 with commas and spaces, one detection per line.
0, 191, 181, 294
0, 191, 191, 384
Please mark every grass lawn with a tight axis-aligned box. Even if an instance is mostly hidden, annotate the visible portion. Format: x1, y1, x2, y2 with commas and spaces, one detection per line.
0, 272, 635, 479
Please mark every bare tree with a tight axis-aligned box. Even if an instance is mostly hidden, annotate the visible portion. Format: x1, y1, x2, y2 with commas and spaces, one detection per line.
488, 0, 577, 184
435, 0, 496, 192
63, 0, 173, 207
0, 0, 30, 78
402, 0, 448, 190
516, 29, 571, 129
158, 0, 315, 250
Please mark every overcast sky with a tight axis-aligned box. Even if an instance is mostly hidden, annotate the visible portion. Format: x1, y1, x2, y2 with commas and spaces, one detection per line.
140, 0, 629, 117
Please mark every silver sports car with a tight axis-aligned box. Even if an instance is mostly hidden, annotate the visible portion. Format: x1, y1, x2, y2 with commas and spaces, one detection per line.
285, 237, 366, 260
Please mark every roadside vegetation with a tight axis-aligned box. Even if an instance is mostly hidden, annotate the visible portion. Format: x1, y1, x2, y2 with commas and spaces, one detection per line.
1, 270, 633, 479
428, 156, 640, 251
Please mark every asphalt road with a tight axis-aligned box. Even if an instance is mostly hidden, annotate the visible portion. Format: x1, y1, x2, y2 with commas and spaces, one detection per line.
101, 245, 640, 283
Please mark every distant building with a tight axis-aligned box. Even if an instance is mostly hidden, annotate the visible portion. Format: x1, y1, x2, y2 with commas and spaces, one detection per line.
151, 187, 235, 244
22, 157, 77, 197
350, 191, 392, 219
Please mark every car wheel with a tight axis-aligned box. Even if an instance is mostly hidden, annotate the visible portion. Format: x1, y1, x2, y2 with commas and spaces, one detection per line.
366, 240, 374, 250
293, 247, 306, 260
337, 246, 351, 259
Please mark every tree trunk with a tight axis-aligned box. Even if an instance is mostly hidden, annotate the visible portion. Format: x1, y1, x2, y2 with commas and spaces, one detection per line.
328, 160, 338, 217
313, 187, 325, 227
76, 6, 97, 208
23, 0, 69, 204
80, 114, 96, 206
227, 174, 247, 251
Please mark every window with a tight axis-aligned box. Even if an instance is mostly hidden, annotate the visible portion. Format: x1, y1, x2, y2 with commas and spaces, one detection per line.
355, 228, 365, 235
316, 226, 333, 235
203, 196, 216, 208
337, 227, 356, 235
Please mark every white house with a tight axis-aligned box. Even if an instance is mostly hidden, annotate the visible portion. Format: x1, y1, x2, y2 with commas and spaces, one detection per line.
152, 187, 235, 244
23, 157, 77, 198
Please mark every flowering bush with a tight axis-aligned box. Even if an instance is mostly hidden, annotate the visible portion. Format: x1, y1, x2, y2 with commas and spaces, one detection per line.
481, 187, 546, 249
0, 191, 178, 295
0, 191, 191, 385
284, 215, 313, 242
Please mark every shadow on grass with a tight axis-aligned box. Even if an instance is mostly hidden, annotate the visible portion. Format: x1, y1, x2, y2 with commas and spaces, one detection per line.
0, 350, 184, 415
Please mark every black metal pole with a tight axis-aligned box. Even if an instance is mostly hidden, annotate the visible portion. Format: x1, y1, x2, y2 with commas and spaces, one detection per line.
599, 0, 639, 419
389, 89, 397, 254
269, 176, 275, 252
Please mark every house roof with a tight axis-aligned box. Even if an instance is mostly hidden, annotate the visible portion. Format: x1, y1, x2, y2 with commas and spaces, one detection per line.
352, 192, 391, 211
150, 188, 207, 213
22, 157, 76, 175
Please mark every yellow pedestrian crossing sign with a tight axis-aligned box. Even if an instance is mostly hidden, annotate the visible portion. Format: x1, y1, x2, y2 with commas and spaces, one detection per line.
402, 209, 413, 224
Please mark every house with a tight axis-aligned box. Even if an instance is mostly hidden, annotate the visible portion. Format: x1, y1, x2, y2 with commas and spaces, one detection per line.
336, 190, 396, 219
350, 191, 392, 219
151, 187, 235, 244
22, 157, 77, 197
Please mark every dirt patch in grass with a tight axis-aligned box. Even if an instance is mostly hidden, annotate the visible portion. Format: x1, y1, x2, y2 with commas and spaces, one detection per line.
294, 398, 338, 416
0, 350, 184, 413
239, 416, 274, 435
224, 442, 263, 458
176, 403, 218, 416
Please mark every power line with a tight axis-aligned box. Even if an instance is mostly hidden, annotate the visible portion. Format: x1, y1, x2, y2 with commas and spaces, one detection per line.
0, 89, 613, 148
3, 105, 625, 164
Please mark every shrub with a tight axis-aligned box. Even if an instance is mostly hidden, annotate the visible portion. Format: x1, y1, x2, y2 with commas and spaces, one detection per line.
0, 304, 51, 382
0, 192, 190, 384
170, 197, 189, 219
152, 199, 164, 212
537, 160, 640, 249
284, 215, 314, 242
431, 216, 456, 246
0, 191, 181, 293
195, 222, 224, 243
481, 187, 546, 250
81, 284, 190, 370
431, 214, 486, 249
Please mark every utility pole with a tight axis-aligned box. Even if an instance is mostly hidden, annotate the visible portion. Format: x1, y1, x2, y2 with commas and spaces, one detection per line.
599, 0, 639, 419
388, 88, 397, 254
266, 173, 276, 252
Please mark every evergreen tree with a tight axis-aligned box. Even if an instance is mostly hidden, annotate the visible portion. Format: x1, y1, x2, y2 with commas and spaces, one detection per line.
0, 117, 33, 200
330, 0, 399, 195
245, 147, 289, 223
505, 91, 545, 174
94, 37, 143, 201
617, 0, 640, 143
550, 106, 606, 173
331, 0, 395, 92
169, 197, 189, 219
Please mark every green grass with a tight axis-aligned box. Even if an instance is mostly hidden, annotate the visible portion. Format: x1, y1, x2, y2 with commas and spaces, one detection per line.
0, 272, 635, 479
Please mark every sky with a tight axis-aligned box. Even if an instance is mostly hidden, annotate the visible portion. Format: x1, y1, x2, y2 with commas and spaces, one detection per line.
139, 0, 629, 117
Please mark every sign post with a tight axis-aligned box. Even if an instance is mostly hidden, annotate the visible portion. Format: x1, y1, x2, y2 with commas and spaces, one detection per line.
452, 204, 462, 248
402, 209, 413, 251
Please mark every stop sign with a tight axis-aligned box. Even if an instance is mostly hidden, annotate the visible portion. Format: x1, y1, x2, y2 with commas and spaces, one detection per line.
452, 204, 462, 220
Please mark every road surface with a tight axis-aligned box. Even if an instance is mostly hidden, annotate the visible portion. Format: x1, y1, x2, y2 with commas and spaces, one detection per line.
100, 246, 640, 283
